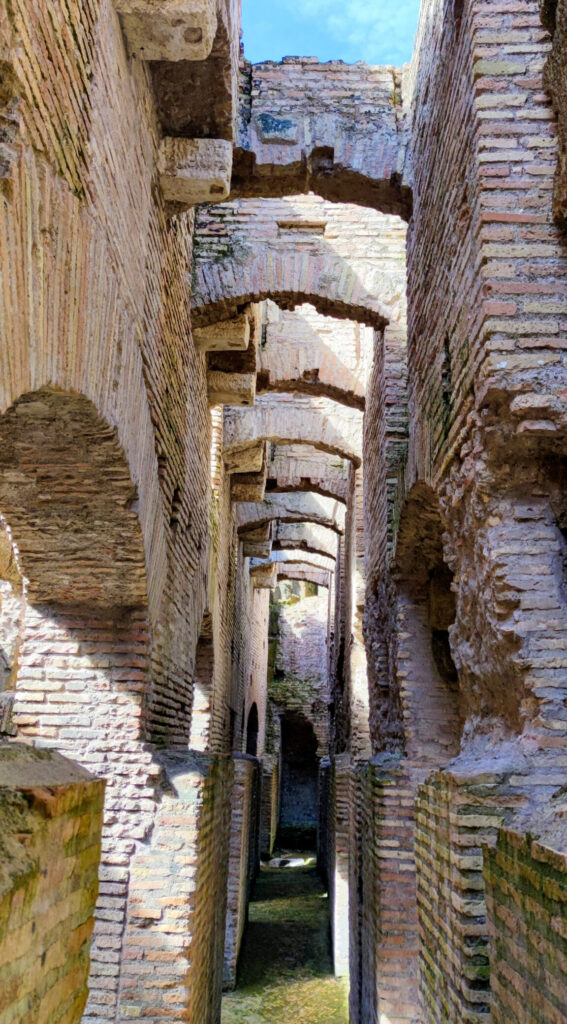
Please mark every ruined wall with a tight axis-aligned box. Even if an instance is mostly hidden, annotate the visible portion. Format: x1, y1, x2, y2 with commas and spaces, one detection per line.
0, 744, 104, 1024
223, 755, 259, 989
0, 1, 243, 1020
408, 0, 567, 479
542, 0, 567, 225
484, 825, 567, 1024
401, 3, 567, 1017
234, 57, 411, 214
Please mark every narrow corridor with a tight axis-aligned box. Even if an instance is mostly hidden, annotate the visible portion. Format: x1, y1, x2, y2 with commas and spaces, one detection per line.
221, 855, 349, 1024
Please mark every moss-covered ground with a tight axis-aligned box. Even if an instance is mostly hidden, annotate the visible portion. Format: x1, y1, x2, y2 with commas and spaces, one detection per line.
221, 854, 349, 1024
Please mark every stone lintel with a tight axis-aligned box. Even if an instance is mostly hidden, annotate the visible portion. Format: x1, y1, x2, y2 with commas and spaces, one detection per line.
194, 312, 250, 354
159, 137, 233, 207
207, 371, 256, 407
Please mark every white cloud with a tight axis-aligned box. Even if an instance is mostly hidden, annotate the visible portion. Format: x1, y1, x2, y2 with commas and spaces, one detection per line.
280, 0, 420, 65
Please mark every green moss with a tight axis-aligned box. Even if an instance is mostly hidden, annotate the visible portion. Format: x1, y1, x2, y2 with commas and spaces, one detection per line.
222, 860, 348, 1024
269, 674, 318, 707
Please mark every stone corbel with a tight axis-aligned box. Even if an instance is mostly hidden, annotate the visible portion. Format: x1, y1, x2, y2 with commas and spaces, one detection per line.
194, 312, 250, 354
231, 444, 268, 502
114, 0, 218, 61
159, 137, 233, 207
207, 371, 256, 407
241, 521, 273, 559
224, 441, 265, 475
249, 560, 277, 590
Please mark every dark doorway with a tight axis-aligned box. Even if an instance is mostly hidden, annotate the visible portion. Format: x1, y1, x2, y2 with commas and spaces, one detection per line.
278, 712, 318, 848
246, 702, 259, 756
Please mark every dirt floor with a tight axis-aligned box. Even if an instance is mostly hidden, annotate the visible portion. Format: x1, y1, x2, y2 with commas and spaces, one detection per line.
221, 854, 349, 1024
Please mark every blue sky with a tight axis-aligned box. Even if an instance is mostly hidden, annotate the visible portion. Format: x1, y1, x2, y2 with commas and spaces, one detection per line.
241, 0, 422, 67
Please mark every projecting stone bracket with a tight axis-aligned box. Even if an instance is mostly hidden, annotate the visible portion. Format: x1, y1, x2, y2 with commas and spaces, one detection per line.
224, 441, 265, 475
249, 560, 277, 589
207, 371, 256, 407
231, 443, 268, 502
159, 137, 233, 207
194, 311, 250, 354
241, 522, 273, 559
114, 0, 218, 61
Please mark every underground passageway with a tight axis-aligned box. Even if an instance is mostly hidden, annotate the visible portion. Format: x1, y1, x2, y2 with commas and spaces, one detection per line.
5, 2, 567, 1024
221, 854, 348, 1024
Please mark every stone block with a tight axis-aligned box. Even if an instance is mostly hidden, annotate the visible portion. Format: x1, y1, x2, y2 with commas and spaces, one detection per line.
240, 522, 273, 559
194, 313, 250, 354
114, 0, 218, 61
224, 441, 265, 475
231, 444, 268, 502
159, 138, 232, 207
249, 562, 277, 590
207, 371, 256, 407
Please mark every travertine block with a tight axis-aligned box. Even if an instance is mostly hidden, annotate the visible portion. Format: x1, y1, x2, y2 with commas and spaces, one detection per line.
159, 137, 233, 206
231, 444, 267, 502
241, 520, 273, 557
114, 0, 218, 61
207, 371, 256, 407
250, 561, 277, 589
242, 539, 272, 558
194, 312, 250, 353
224, 441, 265, 475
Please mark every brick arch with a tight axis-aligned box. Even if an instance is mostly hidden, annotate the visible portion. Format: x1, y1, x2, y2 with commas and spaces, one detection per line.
273, 522, 338, 561
191, 248, 400, 330
266, 443, 352, 504
257, 369, 365, 411
392, 480, 463, 765
258, 304, 371, 411
394, 481, 447, 599
0, 387, 147, 608
231, 59, 412, 218
224, 397, 363, 467
253, 550, 336, 573
236, 493, 346, 535
276, 566, 331, 589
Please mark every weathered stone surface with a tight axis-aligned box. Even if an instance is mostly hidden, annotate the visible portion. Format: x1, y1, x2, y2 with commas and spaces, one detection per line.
224, 440, 265, 474
194, 312, 250, 352
231, 444, 268, 502
250, 561, 277, 589
207, 370, 256, 406
159, 136, 232, 206
114, 0, 218, 61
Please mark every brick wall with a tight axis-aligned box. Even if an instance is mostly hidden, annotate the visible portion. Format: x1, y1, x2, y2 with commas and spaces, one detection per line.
415, 765, 529, 1024
0, 743, 104, 1024
234, 57, 411, 213
484, 825, 567, 1023
357, 758, 421, 1024
223, 754, 259, 988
